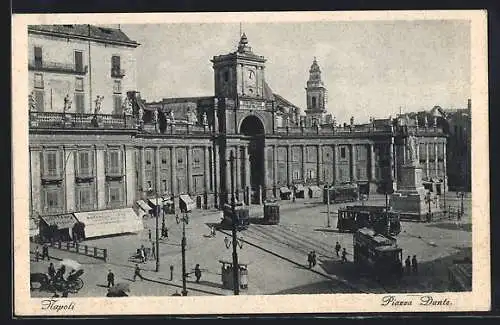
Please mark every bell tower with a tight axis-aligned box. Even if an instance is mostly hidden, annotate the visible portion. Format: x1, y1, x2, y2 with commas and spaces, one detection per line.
305, 57, 327, 124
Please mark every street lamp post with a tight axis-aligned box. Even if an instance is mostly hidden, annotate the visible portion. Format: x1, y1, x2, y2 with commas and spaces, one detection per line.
229, 150, 240, 295
326, 186, 331, 228
155, 196, 160, 272
456, 191, 465, 219
176, 213, 189, 296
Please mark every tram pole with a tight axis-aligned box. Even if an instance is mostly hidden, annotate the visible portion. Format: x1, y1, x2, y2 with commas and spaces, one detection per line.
229, 150, 240, 295
326, 186, 331, 228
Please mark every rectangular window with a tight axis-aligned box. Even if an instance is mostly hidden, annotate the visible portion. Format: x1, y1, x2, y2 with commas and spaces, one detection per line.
109, 187, 121, 202
34, 90, 44, 112
111, 55, 121, 70
46, 151, 58, 177
107, 181, 123, 208
74, 93, 85, 113
193, 149, 201, 168
34, 46, 42, 66
45, 188, 61, 212
75, 77, 84, 91
78, 151, 92, 176
77, 185, 94, 211
160, 149, 169, 169
145, 150, 153, 170
162, 179, 168, 193
34, 73, 44, 89
340, 147, 346, 159
74, 51, 83, 72
113, 95, 122, 114
113, 80, 122, 94
107, 150, 121, 175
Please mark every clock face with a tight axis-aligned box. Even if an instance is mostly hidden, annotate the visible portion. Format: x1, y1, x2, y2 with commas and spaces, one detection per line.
247, 69, 256, 86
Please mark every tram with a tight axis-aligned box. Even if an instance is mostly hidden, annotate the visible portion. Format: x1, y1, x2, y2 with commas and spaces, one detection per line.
221, 202, 250, 231
353, 227, 403, 280
337, 205, 402, 236
323, 183, 359, 204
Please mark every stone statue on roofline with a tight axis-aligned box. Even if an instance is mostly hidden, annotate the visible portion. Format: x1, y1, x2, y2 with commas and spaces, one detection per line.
350, 116, 354, 126
423, 115, 428, 127
63, 94, 72, 113
122, 96, 133, 116
29, 91, 37, 112
202, 112, 208, 126
94, 95, 104, 115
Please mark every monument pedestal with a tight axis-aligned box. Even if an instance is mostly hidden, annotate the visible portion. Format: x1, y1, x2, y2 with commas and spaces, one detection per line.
390, 162, 442, 222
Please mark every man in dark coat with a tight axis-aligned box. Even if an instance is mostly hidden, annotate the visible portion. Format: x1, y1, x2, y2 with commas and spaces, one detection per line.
312, 251, 317, 267
335, 242, 341, 257
341, 248, 348, 263
107, 269, 115, 288
42, 244, 50, 261
405, 256, 412, 275
133, 264, 144, 281
48, 263, 56, 280
307, 251, 313, 268
194, 264, 202, 283
411, 255, 418, 275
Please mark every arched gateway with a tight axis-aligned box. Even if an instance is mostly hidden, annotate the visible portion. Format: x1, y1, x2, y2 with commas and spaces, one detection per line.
239, 115, 266, 194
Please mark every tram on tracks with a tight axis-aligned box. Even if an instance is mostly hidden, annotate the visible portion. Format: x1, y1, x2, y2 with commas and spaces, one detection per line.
220, 202, 250, 231
353, 227, 404, 280
337, 205, 402, 236
323, 183, 359, 204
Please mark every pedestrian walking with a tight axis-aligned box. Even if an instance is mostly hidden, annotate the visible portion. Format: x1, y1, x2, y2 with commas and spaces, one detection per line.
42, 243, 50, 261
151, 242, 156, 259
107, 269, 115, 288
194, 264, 202, 283
133, 264, 144, 281
341, 248, 348, 263
210, 226, 216, 238
34, 246, 40, 262
307, 251, 313, 268
139, 246, 145, 263
148, 229, 152, 241
169, 265, 174, 281
162, 226, 169, 239
335, 242, 341, 257
312, 251, 317, 267
411, 255, 418, 275
405, 256, 411, 275
48, 262, 56, 280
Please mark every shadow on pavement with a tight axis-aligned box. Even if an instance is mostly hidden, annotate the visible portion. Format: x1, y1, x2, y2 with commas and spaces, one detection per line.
426, 222, 472, 232
313, 228, 341, 233
186, 279, 224, 290
148, 277, 224, 296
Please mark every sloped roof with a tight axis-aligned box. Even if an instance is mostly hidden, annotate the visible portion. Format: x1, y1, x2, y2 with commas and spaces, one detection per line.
263, 81, 274, 101
273, 93, 300, 111
28, 24, 139, 47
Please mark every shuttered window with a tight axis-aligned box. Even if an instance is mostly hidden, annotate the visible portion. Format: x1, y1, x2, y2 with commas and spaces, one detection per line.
34, 46, 42, 66
74, 51, 83, 72
34, 90, 44, 112
106, 150, 122, 175
74, 93, 85, 113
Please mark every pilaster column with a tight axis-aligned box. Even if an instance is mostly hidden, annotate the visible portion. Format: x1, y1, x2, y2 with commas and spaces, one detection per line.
301, 144, 306, 183
273, 145, 278, 187
29, 147, 42, 217
263, 145, 269, 189
140, 147, 146, 194
244, 145, 250, 190
389, 140, 395, 180
96, 145, 106, 209
333, 144, 338, 184
63, 145, 76, 213
316, 144, 321, 185
204, 145, 210, 193
425, 142, 429, 178
225, 149, 231, 198
287, 145, 292, 185
443, 142, 447, 182
370, 143, 376, 181
350, 144, 356, 182
171, 146, 177, 196
187, 145, 193, 195
234, 146, 240, 193
434, 142, 439, 178
155, 146, 161, 195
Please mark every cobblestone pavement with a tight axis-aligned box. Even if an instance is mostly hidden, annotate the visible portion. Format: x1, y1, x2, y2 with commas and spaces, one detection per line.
29, 192, 472, 298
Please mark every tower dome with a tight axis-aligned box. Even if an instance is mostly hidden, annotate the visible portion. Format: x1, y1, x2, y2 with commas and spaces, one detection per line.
237, 33, 252, 53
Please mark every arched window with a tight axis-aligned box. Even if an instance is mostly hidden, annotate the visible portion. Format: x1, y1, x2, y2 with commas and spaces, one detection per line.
312, 96, 317, 109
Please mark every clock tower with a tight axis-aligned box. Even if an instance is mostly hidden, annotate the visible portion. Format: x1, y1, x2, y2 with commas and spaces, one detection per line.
305, 57, 328, 124
212, 33, 267, 101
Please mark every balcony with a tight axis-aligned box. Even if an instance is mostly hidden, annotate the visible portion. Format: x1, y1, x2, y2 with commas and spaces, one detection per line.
41, 170, 63, 183
111, 68, 126, 78
106, 167, 123, 179
29, 111, 138, 131
29, 60, 88, 75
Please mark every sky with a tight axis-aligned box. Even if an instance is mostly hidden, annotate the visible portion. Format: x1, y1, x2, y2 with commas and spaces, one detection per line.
118, 20, 470, 124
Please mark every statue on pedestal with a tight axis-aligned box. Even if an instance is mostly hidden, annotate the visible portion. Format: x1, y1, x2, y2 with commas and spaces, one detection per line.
433, 116, 438, 127
202, 112, 208, 126
423, 115, 428, 127
153, 109, 159, 131
406, 135, 418, 166
350, 116, 354, 126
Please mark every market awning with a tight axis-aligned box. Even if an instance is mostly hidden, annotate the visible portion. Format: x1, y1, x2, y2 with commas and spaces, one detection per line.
29, 218, 39, 237
179, 194, 195, 212
147, 198, 163, 207
308, 185, 323, 198
280, 187, 292, 193
74, 208, 144, 238
162, 196, 173, 204
294, 184, 305, 192
40, 213, 78, 229
136, 200, 151, 212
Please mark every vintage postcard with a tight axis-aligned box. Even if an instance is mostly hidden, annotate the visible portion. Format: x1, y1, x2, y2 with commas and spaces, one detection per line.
12, 10, 489, 316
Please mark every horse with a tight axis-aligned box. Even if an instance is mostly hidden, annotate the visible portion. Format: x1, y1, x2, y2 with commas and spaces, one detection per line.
30, 272, 49, 291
